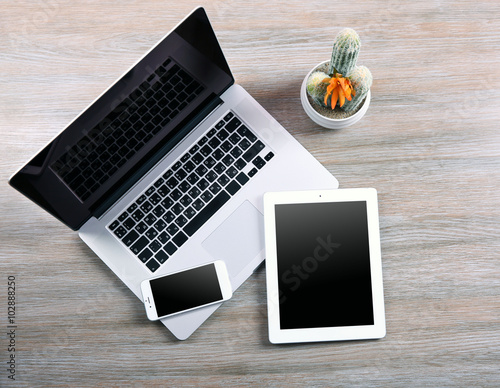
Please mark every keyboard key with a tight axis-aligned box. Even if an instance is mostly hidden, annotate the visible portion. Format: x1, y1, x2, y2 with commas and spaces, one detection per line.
157, 184, 169, 197
226, 166, 238, 178
252, 155, 266, 169
222, 154, 234, 166
214, 163, 226, 174
200, 144, 212, 157
135, 221, 148, 234
225, 181, 241, 195
114, 226, 127, 239
264, 151, 275, 161
123, 217, 136, 230
158, 232, 170, 244
109, 220, 120, 231
248, 167, 258, 177
208, 137, 221, 149
132, 209, 145, 222
154, 219, 167, 231
203, 156, 216, 168
192, 152, 204, 164
184, 191, 230, 236
170, 189, 182, 201
207, 128, 217, 138
179, 194, 192, 207
123, 230, 140, 246
213, 148, 224, 160
166, 177, 179, 189
175, 169, 187, 181
172, 203, 184, 215
236, 172, 249, 186
183, 206, 196, 219
131, 236, 149, 255
184, 160, 195, 172
146, 258, 160, 272
149, 193, 161, 205
209, 182, 222, 195
189, 144, 199, 154
173, 231, 188, 247
217, 129, 230, 141
229, 133, 241, 145
220, 141, 232, 153
152, 205, 166, 217
118, 212, 128, 222
161, 197, 174, 209
217, 174, 230, 186
163, 211, 175, 223
242, 140, 265, 162
206, 170, 218, 182
164, 242, 177, 255
239, 138, 251, 150
153, 177, 164, 188
148, 240, 162, 252
188, 186, 201, 199
145, 227, 158, 240
155, 250, 169, 264
234, 158, 246, 170
195, 165, 208, 176
144, 214, 157, 226
230, 147, 243, 159
225, 117, 241, 132
179, 181, 190, 193
192, 199, 204, 211
197, 179, 209, 190
167, 224, 179, 235
175, 215, 188, 228
200, 190, 213, 203
140, 201, 153, 213
138, 248, 153, 263
223, 112, 234, 121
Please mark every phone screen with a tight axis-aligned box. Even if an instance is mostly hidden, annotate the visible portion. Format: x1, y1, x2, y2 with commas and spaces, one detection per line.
150, 263, 223, 318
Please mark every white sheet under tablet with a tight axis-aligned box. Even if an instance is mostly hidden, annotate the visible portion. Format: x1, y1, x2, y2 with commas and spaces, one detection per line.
263, 188, 385, 344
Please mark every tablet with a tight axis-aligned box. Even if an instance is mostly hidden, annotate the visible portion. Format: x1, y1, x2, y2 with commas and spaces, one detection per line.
263, 188, 385, 344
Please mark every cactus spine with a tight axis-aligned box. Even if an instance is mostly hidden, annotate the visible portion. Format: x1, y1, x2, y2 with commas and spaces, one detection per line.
342, 66, 372, 112
328, 28, 360, 77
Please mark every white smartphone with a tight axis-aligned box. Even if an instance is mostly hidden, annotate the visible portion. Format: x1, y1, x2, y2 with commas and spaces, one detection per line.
140, 260, 233, 321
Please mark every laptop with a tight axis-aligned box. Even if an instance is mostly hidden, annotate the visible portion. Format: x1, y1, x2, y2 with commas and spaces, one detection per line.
9, 7, 338, 339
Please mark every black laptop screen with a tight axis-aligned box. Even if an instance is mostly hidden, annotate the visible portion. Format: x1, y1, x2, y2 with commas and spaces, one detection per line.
9, 8, 233, 230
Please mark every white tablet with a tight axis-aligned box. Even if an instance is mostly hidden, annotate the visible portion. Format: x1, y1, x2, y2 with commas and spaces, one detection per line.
264, 188, 385, 344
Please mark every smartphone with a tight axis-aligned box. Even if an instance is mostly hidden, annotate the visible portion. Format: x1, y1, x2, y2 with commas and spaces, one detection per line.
140, 260, 232, 321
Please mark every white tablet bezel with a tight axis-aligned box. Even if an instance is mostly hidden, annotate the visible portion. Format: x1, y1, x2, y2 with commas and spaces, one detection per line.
264, 188, 385, 344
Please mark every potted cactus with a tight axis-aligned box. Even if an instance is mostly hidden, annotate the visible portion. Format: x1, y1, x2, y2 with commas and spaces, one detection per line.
300, 28, 372, 129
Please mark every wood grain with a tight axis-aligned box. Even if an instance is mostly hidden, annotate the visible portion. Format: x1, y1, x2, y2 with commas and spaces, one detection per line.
1, 0, 499, 386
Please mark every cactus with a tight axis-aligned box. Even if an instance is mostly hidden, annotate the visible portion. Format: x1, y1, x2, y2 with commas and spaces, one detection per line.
328, 28, 360, 77
342, 66, 373, 112
306, 71, 329, 105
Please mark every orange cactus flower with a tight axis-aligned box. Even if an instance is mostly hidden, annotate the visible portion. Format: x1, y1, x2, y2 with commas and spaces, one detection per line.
322, 74, 356, 109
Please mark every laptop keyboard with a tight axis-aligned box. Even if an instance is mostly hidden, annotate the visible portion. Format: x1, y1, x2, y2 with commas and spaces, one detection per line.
107, 111, 274, 272
51, 58, 204, 202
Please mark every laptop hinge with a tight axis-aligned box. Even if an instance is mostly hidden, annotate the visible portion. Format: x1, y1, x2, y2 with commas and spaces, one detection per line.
91, 93, 223, 220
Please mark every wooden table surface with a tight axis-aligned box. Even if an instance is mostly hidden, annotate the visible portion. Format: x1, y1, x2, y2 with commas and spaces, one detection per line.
1, 0, 499, 386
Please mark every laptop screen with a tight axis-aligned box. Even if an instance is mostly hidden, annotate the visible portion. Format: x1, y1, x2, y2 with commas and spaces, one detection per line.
9, 8, 234, 230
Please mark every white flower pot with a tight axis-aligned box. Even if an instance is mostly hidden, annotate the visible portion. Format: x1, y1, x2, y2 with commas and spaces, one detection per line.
300, 61, 371, 129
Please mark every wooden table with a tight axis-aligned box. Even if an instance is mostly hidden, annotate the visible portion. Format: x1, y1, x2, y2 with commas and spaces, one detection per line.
1, 0, 499, 386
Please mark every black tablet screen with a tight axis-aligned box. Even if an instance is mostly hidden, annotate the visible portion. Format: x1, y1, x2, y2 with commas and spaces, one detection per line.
275, 201, 374, 329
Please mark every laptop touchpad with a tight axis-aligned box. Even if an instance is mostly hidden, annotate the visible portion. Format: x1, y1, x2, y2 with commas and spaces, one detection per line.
202, 200, 264, 277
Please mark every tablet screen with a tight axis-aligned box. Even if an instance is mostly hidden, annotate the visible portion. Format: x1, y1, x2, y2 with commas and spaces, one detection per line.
275, 201, 374, 330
